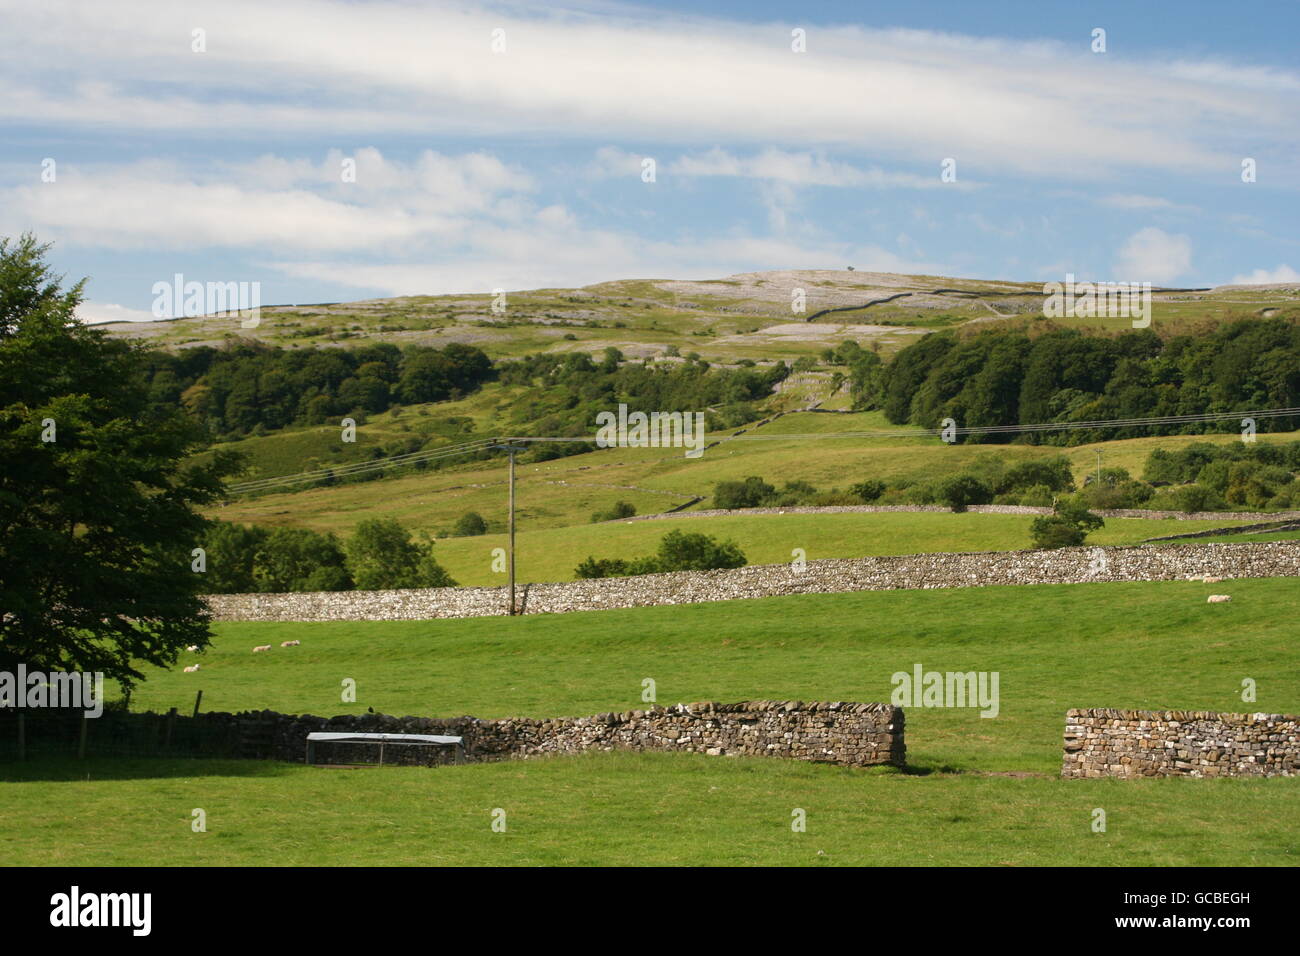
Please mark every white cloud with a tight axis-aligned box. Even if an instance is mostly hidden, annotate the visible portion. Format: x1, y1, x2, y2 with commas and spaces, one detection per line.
1114, 227, 1193, 284
1228, 265, 1300, 285
76, 301, 159, 325
1099, 194, 1185, 210
1, 0, 1292, 176
1, 150, 534, 253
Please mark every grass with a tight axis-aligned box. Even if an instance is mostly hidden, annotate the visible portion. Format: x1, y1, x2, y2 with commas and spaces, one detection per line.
209, 403, 1300, 539
2, 753, 1295, 866
7, 576, 1299, 866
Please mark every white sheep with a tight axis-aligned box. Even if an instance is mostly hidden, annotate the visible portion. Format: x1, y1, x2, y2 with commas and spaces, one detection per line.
1207, 594, 1231, 603
253, 644, 272, 653
1202, 575, 1225, 584
185, 645, 200, 652
280, 640, 301, 647
183, 664, 200, 673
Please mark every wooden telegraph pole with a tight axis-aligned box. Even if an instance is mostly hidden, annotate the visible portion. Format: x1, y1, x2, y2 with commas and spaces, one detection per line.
491, 443, 528, 614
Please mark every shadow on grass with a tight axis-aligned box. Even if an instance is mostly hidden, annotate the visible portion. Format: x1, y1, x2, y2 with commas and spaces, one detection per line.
0, 755, 308, 783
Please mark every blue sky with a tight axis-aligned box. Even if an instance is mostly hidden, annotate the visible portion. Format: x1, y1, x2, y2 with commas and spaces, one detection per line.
2, 0, 1298, 322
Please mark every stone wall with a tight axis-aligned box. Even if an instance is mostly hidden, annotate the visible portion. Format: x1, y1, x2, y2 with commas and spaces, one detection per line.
5, 700, 902, 768
624, 504, 1300, 523
1062, 708, 1300, 778
205, 540, 1300, 622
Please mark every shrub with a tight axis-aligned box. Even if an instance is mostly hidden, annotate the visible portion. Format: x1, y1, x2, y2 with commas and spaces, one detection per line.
591, 501, 637, 523
1030, 499, 1104, 549
937, 473, 994, 511
850, 479, 886, 502
346, 518, 456, 590
452, 511, 488, 536
713, 476, 776, 509
654, 530, 747, 572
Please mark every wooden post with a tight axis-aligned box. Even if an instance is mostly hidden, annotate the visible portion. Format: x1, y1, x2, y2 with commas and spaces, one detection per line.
17, 713, 25, 761
164, 707, 177, 751
192, 690, 203, 718
508, 447, 516, 615
78, 715, 88, 759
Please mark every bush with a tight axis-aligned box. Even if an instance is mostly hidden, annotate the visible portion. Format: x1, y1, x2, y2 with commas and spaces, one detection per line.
713, 476, 776, 510
654, 530, 747, 572
252, 527, 352, 593
997, 456, 1074, 494
346, 518, 456, 590
591, 501, 637, 523
937, 473, 994, 511
850, 479, 886, 502
452, 511, 488, 536
573, 531, 747, 578
1030, 499, 1104, 549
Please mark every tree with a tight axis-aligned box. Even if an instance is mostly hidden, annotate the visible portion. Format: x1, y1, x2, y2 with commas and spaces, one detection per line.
1030, 499, 1104, 549
345, 517, 455, 589
653, 530, 747, 571
0, 234, 241, 689
937, 473, 993, 511
252, 527, 351, 593
452, 511, 488, 536
713, 476, 775, 510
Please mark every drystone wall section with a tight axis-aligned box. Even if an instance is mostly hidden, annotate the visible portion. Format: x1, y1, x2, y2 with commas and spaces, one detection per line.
1062, 708, 1300, 778
49, 701, 902, 768
205, 541, 1300, 622
624, 504, 1300, 523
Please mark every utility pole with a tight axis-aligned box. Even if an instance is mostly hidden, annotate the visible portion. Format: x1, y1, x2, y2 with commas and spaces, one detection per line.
491, 443, 528, 615
1096, 449, 1103, 487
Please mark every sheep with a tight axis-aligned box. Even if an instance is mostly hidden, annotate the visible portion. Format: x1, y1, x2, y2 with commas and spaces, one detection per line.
183, 664, 200, 673
1207, 594, 1231, 603
253, 644, 272, 653
185, 645, 200, 652
280, 640, 301, 647
1202, 575, 1225, 584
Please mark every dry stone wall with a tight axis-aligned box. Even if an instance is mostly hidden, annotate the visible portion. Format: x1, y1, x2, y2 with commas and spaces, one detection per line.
1062, 708, 1300, 778
206, 541, 1300, 623
66, 700, 903, 768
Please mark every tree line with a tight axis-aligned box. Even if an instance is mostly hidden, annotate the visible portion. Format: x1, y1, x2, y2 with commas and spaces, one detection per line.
848, 321, 1300, 440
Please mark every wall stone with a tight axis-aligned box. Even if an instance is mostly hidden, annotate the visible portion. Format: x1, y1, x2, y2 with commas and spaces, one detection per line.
1062, 708, 1300, 778
205, 540, 1300, 623
31, 700, 902, 768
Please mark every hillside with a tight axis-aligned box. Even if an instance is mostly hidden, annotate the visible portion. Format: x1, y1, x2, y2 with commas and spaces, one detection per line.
102, 269, 1300, 362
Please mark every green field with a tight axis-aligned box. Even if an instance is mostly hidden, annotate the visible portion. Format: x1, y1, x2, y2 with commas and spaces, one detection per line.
5, 577, 1297, 866
426, 511, 1261, 586
210, 405, 1300, 541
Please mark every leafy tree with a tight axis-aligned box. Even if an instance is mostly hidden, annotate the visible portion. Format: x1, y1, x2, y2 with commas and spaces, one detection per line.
0, 234, 240, 688
345, 518, 456, 589
653, 530, 747, 571
937, 473, 994, 511
197, 520, 267, 593
452, 511, 488, 536
1030, 499, 1104, 548
253, 527, 351, 593
591, 501, 636, 523
850, 479, 886, 502
713, 476, 776, 509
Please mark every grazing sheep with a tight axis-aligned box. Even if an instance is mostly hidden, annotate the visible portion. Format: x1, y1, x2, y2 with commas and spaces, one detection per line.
183, 664, 200, 673
253, 644, 272, 653
185, 645, 200, 652
1202, 575, 1225, 584
1207, 594, 1231, 603
280, 640, 301, 647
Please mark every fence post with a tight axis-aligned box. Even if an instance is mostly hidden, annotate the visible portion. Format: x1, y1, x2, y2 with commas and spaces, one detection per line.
164, 708, 177, 751
192, 690, 203, 718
